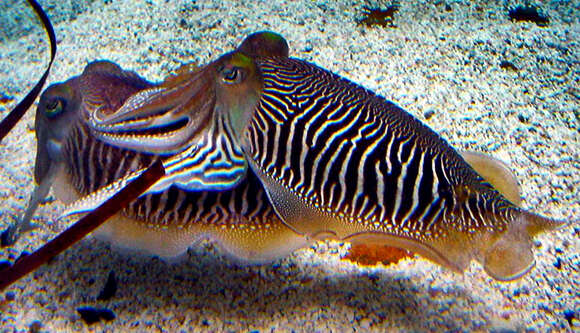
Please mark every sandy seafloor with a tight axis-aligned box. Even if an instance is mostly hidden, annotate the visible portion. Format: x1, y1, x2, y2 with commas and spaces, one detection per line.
0, 0, 578, 332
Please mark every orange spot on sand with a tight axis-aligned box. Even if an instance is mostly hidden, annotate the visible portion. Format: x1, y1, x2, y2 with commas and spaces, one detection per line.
343, 243, 413, 266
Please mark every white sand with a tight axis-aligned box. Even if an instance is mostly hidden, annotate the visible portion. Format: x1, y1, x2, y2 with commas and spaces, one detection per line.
0, 0, 578, 331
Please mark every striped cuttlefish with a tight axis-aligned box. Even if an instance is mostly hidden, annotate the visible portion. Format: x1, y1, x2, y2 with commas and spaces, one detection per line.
17, 32, 567, 281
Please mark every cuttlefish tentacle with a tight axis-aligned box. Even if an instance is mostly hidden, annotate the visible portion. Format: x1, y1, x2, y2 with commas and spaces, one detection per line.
32, 57, 308, 262
87, 66, 216, 154
228, 52, 568, 280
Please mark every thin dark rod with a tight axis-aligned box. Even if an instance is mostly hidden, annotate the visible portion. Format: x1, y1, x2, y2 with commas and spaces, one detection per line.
0, 160, 165, 291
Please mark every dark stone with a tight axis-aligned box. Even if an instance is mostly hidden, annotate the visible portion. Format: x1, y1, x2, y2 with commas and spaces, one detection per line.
98, 308, 116, 322
508, 6, 549, 26
28, 320, 42, 333
77, 307, 101, 325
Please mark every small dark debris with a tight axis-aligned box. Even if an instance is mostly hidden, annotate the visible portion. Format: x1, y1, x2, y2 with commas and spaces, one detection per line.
97, 270, 117, 301
445, 4, 452, 12
555, 247, 564, 254
0, 93, 14, 104
517, 114, 529, 123
564, 309, 576, 326
553, 257, 562, 269
500, 60, 518, 71
424, 109, 436, 120
508, 5, 549, 26
77, 306, 116, 325
77, 307, 101, 325
98, 308, 116, 321
28, 320, 42, 333
5, 291, 16, 301
358, 5, 399, 28
0, 260, 11, 271
15, 251, 29, 263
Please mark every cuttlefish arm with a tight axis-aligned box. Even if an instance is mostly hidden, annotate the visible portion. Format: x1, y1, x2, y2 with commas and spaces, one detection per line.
87, 30, 289, 152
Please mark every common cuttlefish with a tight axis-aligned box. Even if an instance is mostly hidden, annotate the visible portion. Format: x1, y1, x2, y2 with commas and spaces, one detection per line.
16, 32, 567, 281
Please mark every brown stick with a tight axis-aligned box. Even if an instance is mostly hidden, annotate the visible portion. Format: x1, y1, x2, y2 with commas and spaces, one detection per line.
0, 0, 57, 143
0, 160, 165, 291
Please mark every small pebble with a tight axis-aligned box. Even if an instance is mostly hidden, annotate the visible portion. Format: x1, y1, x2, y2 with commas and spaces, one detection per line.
424, 109, 436, 120
553, 257, 562, 269
77, 307, 115, 325
0, 260, 11, 271
5, 291, 16, 301
28, 320, 42, 333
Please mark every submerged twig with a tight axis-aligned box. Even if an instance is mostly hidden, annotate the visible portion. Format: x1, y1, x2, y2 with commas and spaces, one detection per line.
0, 0, 56, 142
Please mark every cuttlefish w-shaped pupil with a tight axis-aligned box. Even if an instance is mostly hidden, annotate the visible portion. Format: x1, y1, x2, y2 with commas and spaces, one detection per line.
45, 97, 65, 118
221, 65, 243, 84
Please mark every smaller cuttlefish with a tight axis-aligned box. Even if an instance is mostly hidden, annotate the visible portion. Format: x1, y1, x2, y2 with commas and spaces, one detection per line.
18, 58, 309, 262
19, 32, 569, 281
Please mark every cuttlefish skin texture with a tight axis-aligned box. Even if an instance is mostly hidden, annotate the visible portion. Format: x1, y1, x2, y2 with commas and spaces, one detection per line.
35, 60, 308, 262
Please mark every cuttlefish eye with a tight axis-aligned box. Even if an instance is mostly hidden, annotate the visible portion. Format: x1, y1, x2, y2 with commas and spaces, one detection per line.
44, 96, 66, 118
220, 65, 245, 84
218, 52, 256, 85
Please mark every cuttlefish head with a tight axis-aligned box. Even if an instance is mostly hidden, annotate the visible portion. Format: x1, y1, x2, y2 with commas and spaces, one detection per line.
87, 31, 289, 154
213, 52, 263, 140
34, 81, 81, 184
213, 31, 289, 140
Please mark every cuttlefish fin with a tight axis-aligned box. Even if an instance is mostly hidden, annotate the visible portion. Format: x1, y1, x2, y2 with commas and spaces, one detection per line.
251, 155, 570, 281
458, 151, 571, 279
460, 150, 521, 206
480, 209, 568, 281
